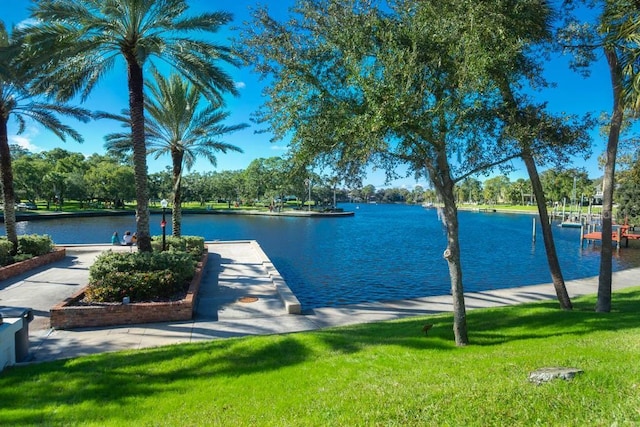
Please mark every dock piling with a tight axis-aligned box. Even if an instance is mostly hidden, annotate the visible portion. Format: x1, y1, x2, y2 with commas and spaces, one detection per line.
532, 218, 536, 242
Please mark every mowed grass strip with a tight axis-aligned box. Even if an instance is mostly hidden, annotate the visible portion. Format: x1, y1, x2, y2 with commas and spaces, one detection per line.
1, 289, 639, 426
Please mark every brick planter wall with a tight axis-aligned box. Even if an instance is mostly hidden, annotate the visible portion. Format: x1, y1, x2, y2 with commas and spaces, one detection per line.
0, 248, 66, 282
50, 251, 208, 329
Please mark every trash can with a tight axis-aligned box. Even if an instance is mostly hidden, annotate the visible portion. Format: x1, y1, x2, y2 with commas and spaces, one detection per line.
0, 307, 33, 362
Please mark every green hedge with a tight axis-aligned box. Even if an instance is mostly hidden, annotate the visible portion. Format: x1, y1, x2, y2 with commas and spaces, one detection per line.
89, 251, 196, 285
0, 240, 13, 266
84, 270, 180, 302
0, 234, 55, 267
87, 244, 199, 303
150, 235, 205, 260
18, 234, 55, 256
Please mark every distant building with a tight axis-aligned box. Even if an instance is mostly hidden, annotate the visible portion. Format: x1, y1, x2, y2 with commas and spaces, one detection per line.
592, 190, 603, 205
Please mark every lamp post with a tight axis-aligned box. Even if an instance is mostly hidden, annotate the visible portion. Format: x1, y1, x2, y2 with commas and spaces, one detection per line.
160, 198, 168, 251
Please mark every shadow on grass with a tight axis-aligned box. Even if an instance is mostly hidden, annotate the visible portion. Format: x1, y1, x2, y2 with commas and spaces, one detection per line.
1, 288, 639, 425
310, 288, 640, 352
0, 336, 313, 425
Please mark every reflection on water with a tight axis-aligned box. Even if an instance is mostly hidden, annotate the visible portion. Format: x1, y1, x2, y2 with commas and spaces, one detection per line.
4, 204, 640, 309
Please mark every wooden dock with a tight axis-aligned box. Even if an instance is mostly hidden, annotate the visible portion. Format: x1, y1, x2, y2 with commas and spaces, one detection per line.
582, 224, 640, 249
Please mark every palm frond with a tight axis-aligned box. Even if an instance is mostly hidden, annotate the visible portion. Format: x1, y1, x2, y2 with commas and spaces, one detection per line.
16, 107, 85, 142
171, 12, 234, 32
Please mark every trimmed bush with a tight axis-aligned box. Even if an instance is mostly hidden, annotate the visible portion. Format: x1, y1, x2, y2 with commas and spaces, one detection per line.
0, 239, 13, 266
89, 251, 196, 284
150, 235, 205, 260
84, 270, 180, 302
12, 254, 33, 263
87, 250, 196, 303
18, 234, 54, 257
0, 234, 55, 267
86, 236, 204, 303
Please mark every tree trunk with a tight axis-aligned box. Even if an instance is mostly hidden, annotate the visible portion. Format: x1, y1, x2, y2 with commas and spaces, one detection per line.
496, 76, 572, 310
431, 154, 468, 346
0, 118, 18, 254
597, 47, 624, 313
171, 151, 183, 237
126, 56, 152, 252
523, 152, 572, 310
440, 187, 468, 346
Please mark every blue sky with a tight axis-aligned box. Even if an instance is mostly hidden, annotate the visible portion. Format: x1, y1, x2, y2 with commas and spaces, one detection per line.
4, 0, 614, 189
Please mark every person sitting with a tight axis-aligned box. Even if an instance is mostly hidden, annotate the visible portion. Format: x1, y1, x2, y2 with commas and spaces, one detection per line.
122, 231, 134, 246
111, 231, 120, 245
131, 232, 138, 245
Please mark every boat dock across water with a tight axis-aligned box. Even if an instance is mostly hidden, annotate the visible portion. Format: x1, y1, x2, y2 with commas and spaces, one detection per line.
582, 224, 640, 250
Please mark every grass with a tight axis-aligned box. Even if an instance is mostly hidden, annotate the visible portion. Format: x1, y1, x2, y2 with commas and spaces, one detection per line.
19, 200, 606, 218
17, 201, 288, 214
1, 289, 640, 426
458, 203, 606, 215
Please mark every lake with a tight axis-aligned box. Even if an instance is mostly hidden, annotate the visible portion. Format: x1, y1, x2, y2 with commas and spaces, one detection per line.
7, 203, 640, 309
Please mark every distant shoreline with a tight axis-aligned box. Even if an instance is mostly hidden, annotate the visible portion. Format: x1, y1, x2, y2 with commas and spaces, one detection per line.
2, 207, 355, 223
1, 201, 601, 223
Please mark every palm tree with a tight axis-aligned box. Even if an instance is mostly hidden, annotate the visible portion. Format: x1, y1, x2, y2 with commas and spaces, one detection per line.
103, 71, 247, 237
20, 0, 239, 251
0, 21, 91, 253
594, 1, 639, 312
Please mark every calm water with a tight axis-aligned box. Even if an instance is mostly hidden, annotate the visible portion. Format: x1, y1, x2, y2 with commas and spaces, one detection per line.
7, 203, 640, 309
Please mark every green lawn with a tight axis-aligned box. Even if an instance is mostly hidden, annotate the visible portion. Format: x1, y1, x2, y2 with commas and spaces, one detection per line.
1, 289, 639, 426
458, 203, 605, 215
18, 200, 606, 218
17, 201, 281, 214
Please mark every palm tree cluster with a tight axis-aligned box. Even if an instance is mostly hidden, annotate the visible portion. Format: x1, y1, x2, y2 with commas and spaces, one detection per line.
0, 0, 244, 252
100, 70, 247, 237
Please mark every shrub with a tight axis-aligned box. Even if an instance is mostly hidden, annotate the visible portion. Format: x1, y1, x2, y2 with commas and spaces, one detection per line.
89, 251, 196, 285
12, 254, 33, 263
0, 239, 13, 266
88, 250, 197, 303
0, 234, 55, 267
18, 234, 54, 257
85, 270, 180, 303
150, 235, 205, 260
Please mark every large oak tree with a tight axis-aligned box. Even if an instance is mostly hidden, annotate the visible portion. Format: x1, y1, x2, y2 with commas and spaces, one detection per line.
243, 0, 568, 345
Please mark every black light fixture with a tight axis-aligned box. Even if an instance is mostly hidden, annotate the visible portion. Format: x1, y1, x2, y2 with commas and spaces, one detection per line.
160, 198, 168, 251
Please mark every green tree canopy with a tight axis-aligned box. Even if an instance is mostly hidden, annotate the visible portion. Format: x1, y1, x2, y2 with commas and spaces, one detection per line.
241, 0, 569, 345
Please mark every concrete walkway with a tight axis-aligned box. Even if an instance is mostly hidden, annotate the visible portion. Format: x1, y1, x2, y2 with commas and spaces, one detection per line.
1, 241, 639, 363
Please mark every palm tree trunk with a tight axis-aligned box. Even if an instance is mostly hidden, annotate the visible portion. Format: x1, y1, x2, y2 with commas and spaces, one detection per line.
171, 152, 183, 237
597, 46, 624, 313
0, 118, 18, 254
126, 57, 152, 252
523, 151, 572, 310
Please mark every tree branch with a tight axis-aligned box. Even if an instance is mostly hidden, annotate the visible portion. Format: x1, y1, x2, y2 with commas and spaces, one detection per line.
453, 153, 522, 184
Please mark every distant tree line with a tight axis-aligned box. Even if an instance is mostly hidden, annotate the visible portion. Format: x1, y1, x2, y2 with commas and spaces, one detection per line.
9, 147, 639, 222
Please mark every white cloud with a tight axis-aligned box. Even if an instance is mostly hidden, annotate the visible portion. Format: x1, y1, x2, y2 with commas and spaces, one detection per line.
234, 81, 246, 89
270, 145, 288, 151
9, 127, 43, 153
